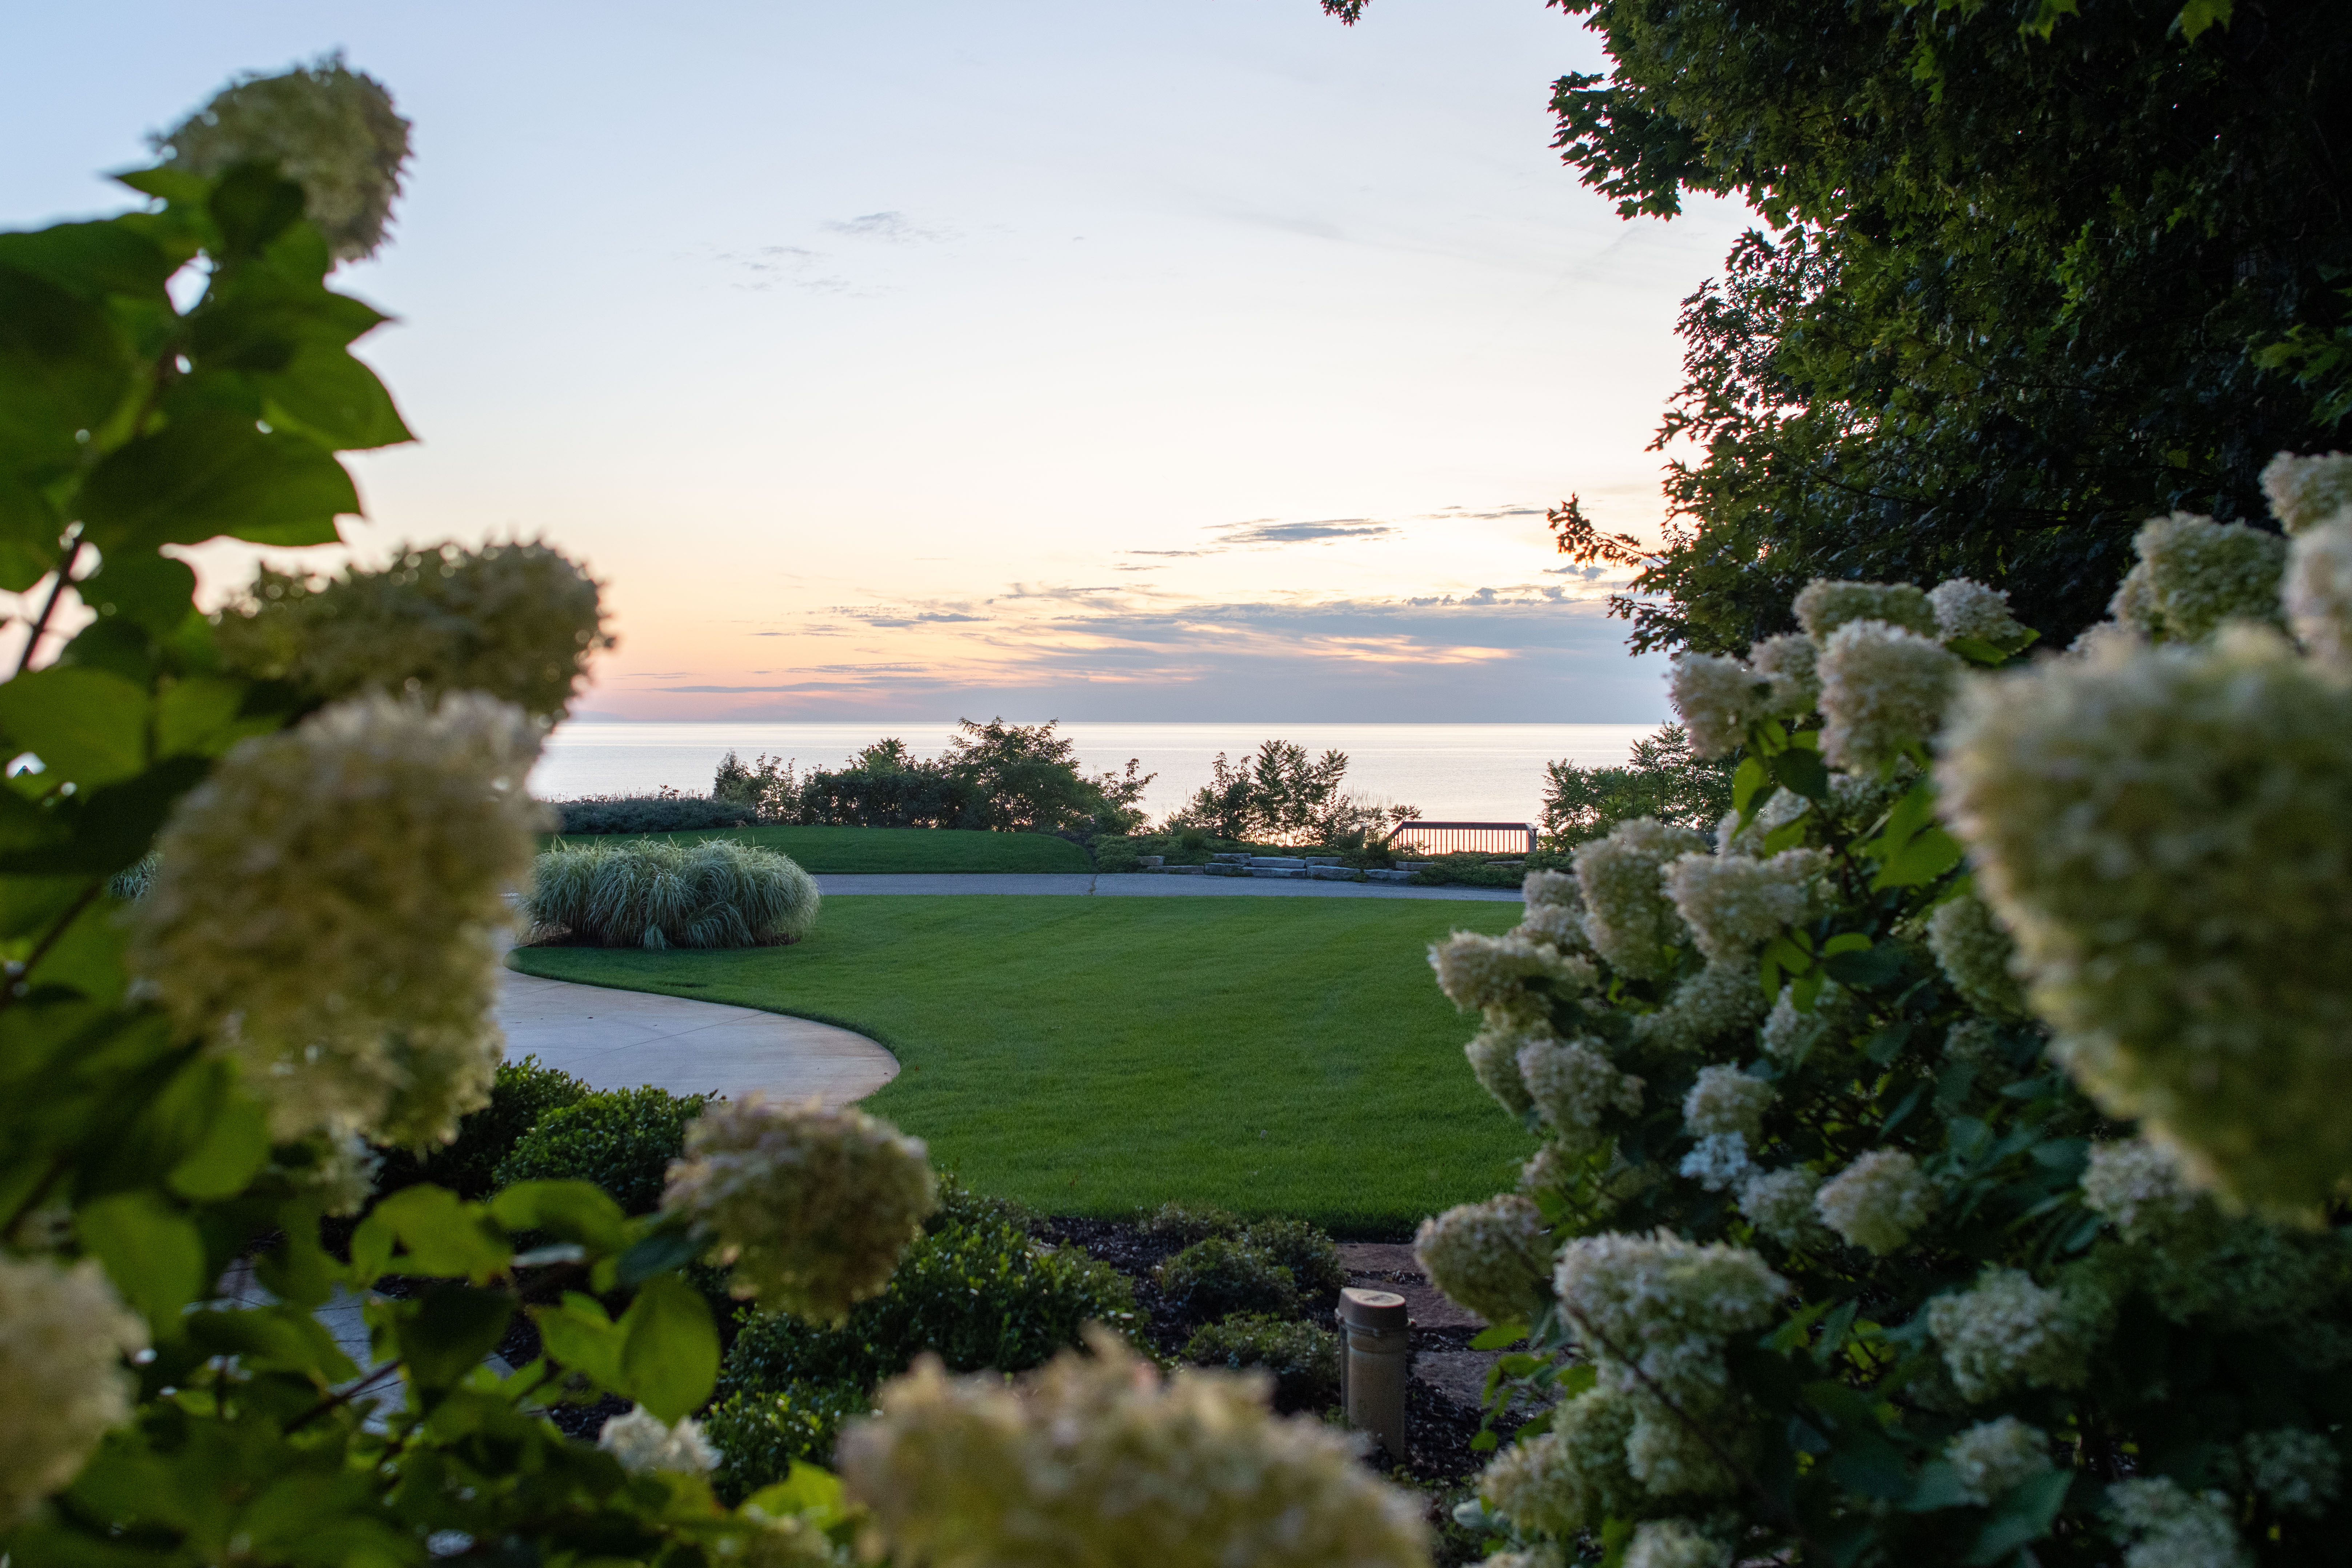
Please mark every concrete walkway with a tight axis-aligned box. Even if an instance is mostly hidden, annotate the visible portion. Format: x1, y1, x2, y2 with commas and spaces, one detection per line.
814, 873, 1521, 901
496, 969, 899, 1105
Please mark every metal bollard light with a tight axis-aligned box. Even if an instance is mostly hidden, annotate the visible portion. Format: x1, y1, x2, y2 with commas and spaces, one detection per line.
1338, 1287, 1410, 1464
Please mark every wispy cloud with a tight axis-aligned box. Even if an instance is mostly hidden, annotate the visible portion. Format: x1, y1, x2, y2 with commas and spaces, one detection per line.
824, 211, 953, 244
1214, 518, 1398, 546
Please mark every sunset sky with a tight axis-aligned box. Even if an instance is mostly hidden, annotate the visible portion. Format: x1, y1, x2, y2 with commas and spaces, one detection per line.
5, 0, 1751, 723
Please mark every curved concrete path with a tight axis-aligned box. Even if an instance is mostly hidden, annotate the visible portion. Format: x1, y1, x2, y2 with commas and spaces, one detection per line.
814, 872, 1521, 901
495, 968, 898, 1105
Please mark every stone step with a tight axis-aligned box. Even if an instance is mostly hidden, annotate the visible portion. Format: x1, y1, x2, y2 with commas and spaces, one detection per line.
1249, 867, 1305, 879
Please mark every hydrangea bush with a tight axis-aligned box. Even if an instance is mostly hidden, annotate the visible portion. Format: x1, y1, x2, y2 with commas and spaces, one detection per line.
0, 69, 1428, 1565
1425, 512, 2352, 1565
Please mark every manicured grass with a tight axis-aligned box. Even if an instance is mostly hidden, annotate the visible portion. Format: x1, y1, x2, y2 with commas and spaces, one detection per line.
548, 824, 1092, 874
508, 896, 1533, 1232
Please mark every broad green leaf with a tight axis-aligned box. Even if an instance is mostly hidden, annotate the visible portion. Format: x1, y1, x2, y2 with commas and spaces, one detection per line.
745, 1463, 847, 1528
3, 755, 209, 876
1965, 1468, 2073, 1563
81, 551, 198, 636
1871, 824, 1964, 889
0, 220, 176, 305
1468, 1320, 1528, 1351
256, 344, 413, 451
608, 1221, 702, 1290
79, 1191, 208, 1327
155, 676, 252, 757
76, 409, 356, 553
0, 472, 63, 592
490, 1180, 631, 1256
618, 1274, 720, 1423
395, 1285, 515, 1389
353, 1184, 512, 1284
1904, 1458, 1975, 1511
1943, 635, 2011, 666
1822, 943, 1906, 989
2173, 0, 2231, 42
1822, 932, 1872, 957
164, 1093, 271, 1201
0, 264, 134, 468
24, 892, 131, 1004
252, 1208, 343, 1311
1769, 746, 1830, 801
0, 665, 150, 786
534, 1290, 626, 1389
207, 167, 307, 261
1732, 756, 1770, 819
184, 1303, 358, 1384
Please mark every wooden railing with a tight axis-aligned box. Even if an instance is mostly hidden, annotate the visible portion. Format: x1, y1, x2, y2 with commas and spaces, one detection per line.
1384, 821, 1537, 856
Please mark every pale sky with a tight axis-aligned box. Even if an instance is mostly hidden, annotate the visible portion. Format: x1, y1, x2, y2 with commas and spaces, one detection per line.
4, 1, 1752, 723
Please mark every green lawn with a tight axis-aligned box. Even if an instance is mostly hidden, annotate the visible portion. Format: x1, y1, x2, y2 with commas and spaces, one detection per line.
508, 896, 1533, 1233
548, 825, 1092, 874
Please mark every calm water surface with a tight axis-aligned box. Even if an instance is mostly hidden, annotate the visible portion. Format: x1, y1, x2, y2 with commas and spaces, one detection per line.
532, 722, 1661, 826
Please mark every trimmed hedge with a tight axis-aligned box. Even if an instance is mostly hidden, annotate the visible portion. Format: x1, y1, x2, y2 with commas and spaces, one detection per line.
720, 1219, 1136, 1396
703, 1379, 872, 1504
549, 795, 757, 834
525, 838, 820, 949
1182, 1313, 1341, 1413
1152, 1236, 1300, 1321
491, 1084, 706, 1214
375, 1055, 589, 1200
1237, 1217, 1347, 1298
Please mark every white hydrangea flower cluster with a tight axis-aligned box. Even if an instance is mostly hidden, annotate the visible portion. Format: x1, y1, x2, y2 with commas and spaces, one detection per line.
2105, 1478, 2251, 1568
1793, 580, 1940, 640
219, 541, 615, 724
1813, 1150, 1936, 1255
1748, 633, 1821, 716
2284, 513, 2352, 664
1715, 784, 1809, 857
2106, 513, 2288, 644
1572, 820, 1708, 978
1429, 932, 1596, 1011
1943, 1416, 2052, 1505
0, 1256, 148, 1525
1622, 1518, 1728, 1568
1735, 1167, 1828, 1247
661, 1095, 937, 1324
1816, 619, 1962, 773
597, 1407, 717, 1476
837, 1333, 1429, 1568
1515, 901, 1585, 951
2261, 450, 2352, 535
1518, 1036, 1644, 1153
1626, 960, 1767, 1055
1681, 1065, 1773, 1142
2237, 1428, 2341, 1518
1676, 1134, 1754, 1193
153, 56, 410, 262
1416, 1194, 1552, 1324
1480, 1385, 1643, 1535
1522, 869, 1580, 909
2079, 1141, 2197, 1242
1553, 1231, 1785, 1397
1466, 1025, 1541, 1117
129, 694, 544, 1144
1663, 850, 1824, 962
1937, 624, 2352, 1212
1924, 1267, 2103, 1402
1923, 893, 2030, 1021
1928, 578, 2025, 644
1759, 983, 1852, 1065
1667, 653, 1768, 759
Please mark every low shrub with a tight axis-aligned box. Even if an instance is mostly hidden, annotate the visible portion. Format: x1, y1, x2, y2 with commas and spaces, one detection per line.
1182, 1313, 1340, 1413
721, 1218, 1136, 1395
524, 838, 819, 949
491, 1084, 706, 1214
929, 1170, 1035, 1235
1404, 849, 1570, 888
375, 1055, 589, 1199
703, 1378, 872, 1504
548, 794, 758, 834
1153, 1236, 1299, 1321
1238, 1217, 1347, 1297
1137, 1200, 1243, 1244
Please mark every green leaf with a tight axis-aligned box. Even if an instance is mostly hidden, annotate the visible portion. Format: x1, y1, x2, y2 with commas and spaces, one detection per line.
1905, 1459, 1976, 1512
1823, 943, 1906, 989
745, 1462, 847, 1528
2, 755, 210, 875
353, 1184, 512, 1285
1732, 756, 1771, 819
1769, 746, 1831, 801
1966, 1468, 2072, 1563
255, 345, 413, 451
1872, 825, 1964, 890
207, 166, 307, 260
81, 552, 197, 636
618, 1274, 720, 1423
0, 665, 150, 786
1943, 635, 2011, 667
2173, 0, 2231, 42
164, 1093, 271, 1200
155, 676, 254, 758
395, 1285, 515, 1390
1469, 1320, 1529, 1351
79, 1191, 208, 1328
609, 1221, 703, 1289
1822, 932, 1872, 957
535, 1290, 626, 1388
0, 264, 135, 469
184, 1303, 359, 1384
76, 409, 356, 553
489, 1180, 631, 1256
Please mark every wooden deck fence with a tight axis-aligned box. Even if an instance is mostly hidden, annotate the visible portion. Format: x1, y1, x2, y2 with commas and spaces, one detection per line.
1384, 821, 1538, 856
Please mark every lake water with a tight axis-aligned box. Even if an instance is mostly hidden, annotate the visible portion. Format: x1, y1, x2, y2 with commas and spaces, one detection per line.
532, 721, 1663, 826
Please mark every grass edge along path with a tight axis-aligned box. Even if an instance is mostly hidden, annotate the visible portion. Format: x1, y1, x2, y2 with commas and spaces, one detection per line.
540, 823, 1092, 874
508, 895, 1534, 1233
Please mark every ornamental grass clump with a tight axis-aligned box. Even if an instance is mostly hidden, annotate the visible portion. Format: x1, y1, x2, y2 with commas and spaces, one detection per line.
836, 1331, 1429, 1568
526, 837, 820, 949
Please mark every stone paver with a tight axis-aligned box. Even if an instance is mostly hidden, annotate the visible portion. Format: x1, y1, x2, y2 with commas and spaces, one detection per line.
497, 969, 898, 1104
814, 873, 1520, 901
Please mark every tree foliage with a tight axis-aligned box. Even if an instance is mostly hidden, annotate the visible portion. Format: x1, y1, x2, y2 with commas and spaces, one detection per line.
1539, 724, 1734, 848
1334, 0, 2352, 653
